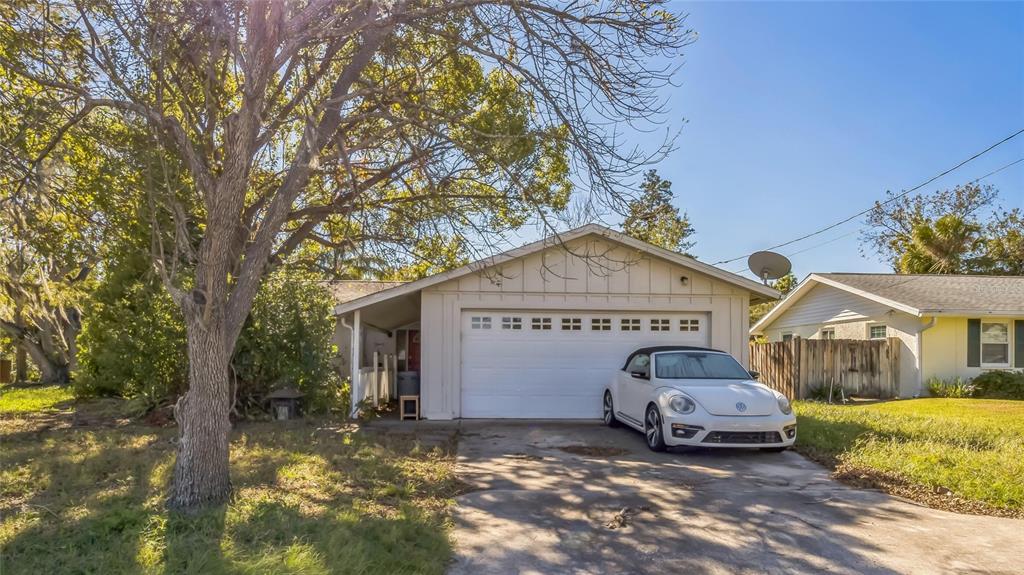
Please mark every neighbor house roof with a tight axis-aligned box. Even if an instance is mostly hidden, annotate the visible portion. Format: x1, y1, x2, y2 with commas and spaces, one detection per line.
328, 280, 407, 304
334, 223, 780, 315
751, 273, 1024, 334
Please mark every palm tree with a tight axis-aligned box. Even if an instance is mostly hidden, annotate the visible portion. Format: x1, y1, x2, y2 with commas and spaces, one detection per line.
899, 214, 983, 274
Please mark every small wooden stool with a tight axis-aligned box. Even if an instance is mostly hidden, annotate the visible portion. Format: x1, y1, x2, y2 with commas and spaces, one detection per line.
400, 395, 420, 421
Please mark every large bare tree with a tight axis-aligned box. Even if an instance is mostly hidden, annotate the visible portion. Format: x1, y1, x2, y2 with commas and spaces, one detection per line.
1, 0, 692, 511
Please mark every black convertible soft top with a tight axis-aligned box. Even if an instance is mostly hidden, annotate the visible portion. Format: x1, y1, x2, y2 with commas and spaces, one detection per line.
621, 345, 726, 371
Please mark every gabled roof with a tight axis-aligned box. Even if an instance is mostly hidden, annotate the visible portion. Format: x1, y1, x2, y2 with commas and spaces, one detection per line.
751, 273, 1024, 334
328, 280, 407, 304
334, 223, 780, 315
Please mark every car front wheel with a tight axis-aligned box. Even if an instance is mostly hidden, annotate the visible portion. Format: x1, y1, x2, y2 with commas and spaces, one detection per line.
603, 391, 620, 427
644, 404, 667, 452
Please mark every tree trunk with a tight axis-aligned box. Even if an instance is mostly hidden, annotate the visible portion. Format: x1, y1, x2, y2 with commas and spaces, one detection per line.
167, 319, 233, 511
14, 305, 27, 383
18, 332, 69, 385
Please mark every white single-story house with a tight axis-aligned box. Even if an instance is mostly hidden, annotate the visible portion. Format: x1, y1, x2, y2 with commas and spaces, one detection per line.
333, 224, 779, 419
751, 273, 1024, 396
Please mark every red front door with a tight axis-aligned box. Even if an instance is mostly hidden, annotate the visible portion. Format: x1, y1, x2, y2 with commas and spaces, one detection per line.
407, 330, 421, 372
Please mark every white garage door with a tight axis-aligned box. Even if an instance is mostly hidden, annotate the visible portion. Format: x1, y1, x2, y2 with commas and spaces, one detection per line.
461, 310, 710, 418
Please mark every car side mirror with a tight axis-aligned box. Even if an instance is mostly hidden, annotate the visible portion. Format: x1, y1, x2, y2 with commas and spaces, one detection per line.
630, 370, 649, 380
748, 370, 760, 379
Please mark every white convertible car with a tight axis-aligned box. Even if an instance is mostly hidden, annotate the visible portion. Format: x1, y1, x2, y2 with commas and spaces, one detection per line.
603, 346, 797, 452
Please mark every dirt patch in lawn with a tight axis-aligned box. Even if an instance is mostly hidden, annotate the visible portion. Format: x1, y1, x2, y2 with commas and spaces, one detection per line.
831, 463, 1023, 519
557, 445, 630, 457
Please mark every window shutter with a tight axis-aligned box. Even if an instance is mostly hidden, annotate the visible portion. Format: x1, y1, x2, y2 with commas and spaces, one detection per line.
1015, 320, 1024, 368
967, 319, 981, 368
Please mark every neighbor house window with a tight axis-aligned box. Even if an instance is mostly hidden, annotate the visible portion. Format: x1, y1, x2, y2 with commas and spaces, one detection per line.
820, 328, 835, 340
869, 325, 887, 340
621, 318, 641, 331
781, 333, 793, 342
981, 321, 1010, 366
591, 318, 611, 331
679, 319, 700, 332
650, 318, 671, 332
532, 317, 552, 330
502, 317, 522, 330
561, 317, 582, 331
471, 316, 491, 330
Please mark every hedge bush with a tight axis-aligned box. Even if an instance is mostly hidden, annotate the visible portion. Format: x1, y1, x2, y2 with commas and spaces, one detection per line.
971, 371, 1024, 400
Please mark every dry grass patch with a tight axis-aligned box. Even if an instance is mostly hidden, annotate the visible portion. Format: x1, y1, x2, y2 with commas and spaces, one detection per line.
1, 405, 460, 574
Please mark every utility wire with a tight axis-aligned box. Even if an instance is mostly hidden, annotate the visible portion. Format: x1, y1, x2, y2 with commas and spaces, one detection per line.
713, 128, 1024, 265
969, 156, 1024, 184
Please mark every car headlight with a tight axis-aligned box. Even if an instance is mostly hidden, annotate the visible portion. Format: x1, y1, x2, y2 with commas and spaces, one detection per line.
777, 394, 792, 415
669, 395, 696, 414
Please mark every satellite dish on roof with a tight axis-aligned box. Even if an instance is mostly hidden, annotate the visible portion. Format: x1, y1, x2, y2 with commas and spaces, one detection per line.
748, 251, 792, 285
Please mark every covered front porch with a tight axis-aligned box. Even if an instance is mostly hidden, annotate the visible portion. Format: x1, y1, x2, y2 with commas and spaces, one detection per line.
335, 287, 421, 417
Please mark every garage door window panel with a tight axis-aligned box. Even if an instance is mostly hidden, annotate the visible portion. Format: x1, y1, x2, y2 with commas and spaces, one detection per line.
562, 318, 582, 331
680, 319, 700, 332
651, 318, 671, 332
591, 318, 611, 331
621, 318, 641, 331
532, 317, 552, 330
471, 316, 492, 330
502, 317, 523, 330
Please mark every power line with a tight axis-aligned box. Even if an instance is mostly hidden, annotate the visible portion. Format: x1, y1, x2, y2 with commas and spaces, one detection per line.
713, 128, 1024, 265
969, 156, 1024, 184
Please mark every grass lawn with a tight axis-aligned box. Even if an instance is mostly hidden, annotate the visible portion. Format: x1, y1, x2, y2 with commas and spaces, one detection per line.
0, 385, 75, 413
794, 398, 1024, 516
0, 391, 461, 574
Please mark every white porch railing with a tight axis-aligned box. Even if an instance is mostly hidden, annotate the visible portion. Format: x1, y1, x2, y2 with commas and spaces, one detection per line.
357, 351, 397, 408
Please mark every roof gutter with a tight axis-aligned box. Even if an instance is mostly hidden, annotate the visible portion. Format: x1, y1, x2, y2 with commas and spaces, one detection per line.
913, 316, 937, 397
917, 309, 1024, 317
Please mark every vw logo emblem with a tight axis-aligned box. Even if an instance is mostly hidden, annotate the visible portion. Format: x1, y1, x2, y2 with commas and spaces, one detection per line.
736, 402, 747, 413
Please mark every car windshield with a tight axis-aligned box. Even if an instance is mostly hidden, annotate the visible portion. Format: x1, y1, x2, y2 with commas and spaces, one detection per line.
654, 352, 751, 380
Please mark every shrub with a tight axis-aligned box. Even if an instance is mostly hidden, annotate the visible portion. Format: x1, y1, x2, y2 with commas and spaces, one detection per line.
78, 260, 344, 415
808, 383, 847, 403
971, 371, 1024, 400
927, 376, 974, 398
231, 270, 344, 414
76, 253, 188, 406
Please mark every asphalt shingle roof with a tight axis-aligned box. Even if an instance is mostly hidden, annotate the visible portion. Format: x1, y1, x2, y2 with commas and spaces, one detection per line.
328, 280, 407, 304
816, 273, 1024, 314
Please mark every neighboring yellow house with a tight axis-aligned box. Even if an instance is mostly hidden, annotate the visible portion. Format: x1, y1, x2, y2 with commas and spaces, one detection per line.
751, 273, 1024, 397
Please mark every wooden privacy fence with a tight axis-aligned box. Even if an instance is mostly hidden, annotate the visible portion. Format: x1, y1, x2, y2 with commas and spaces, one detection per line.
749, 337, 900, 399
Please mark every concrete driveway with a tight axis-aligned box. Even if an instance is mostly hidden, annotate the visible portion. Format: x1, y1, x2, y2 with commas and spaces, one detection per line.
449, 421, 1020, 575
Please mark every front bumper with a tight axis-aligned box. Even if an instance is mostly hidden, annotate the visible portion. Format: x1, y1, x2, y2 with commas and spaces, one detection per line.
661, 412, 797, 447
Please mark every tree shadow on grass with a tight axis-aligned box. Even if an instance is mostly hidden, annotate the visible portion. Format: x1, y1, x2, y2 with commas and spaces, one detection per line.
1, 418, 458, 575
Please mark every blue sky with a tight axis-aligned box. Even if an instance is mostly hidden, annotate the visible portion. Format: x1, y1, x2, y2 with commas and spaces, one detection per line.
601, 1, 1024, 280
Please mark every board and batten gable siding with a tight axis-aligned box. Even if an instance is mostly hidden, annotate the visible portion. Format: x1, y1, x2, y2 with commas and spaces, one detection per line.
418, 237, 753, 419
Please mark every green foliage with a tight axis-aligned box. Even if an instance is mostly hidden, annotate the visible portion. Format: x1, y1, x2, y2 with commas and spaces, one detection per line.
0, 385, 74, 413
794, 399, 1024, 511
807, 382, 847, 403
232, 271, 343, 414
970, 371, 1024, 400
78, 263, 344, 415
622, 170, 695, 253
863, 183, 1023, 275
76, 252, 187, 405
749, 272, 798, 326
926, 377, 974, 398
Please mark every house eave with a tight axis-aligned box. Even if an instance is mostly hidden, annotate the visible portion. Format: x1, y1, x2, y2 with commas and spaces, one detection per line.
334, 223, 780, 316
917, 309, 1024, 317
